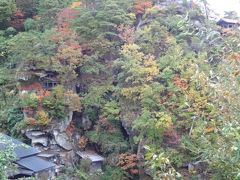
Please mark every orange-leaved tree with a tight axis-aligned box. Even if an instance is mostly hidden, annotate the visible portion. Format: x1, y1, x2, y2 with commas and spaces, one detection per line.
134, 0, 153, 15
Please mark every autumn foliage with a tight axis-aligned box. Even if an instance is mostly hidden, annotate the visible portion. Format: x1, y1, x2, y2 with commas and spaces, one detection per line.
3, 0, 240, 179
71, 1, 81, 9
57, 7, 79, 33
228, 52, 240, 62
173, 76, 189, 90
134, 0, 153, 15
36, 110, 50, 125
96, 115, 116, 133
66, 120, 76, 137
18, 82, 43, 91
117, 24, 135, 44
36, 89, 51, 102
118, 153, 139, 175
64, 91, 82, 112
78, 136, 88, 149
162, 128, 180, 147
10, 9, 25, 30
26, 117, 38, 126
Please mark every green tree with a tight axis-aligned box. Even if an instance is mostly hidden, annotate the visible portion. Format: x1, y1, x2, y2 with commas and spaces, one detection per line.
7, 31, 56, 69
0, 0, 16, 28
74, 0, 134, 40
0, 134, 16, 180
16, 0, 36, 17
36, 0, 74, 30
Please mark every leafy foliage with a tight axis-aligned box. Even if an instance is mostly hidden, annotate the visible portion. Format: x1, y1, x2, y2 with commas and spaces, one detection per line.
36, 110, 50, 125
0, 134, 16, 180
20, 92, 38, 109
74, 0, 134, 40
118, 153, 138, 177
42, 86, 65, 120
86, 130, 129, 155
0, 0, 16, 26
145, 146, 181, 179
1, 0, 240, 179
100, 166, 125, 180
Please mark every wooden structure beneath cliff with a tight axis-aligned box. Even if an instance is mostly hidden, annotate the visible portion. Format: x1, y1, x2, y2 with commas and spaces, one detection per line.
77, 151, 105, 173
0, 133, 56, 179
16, 70, 59, 91
217, 18, 240, 28
41, 71, 59, 90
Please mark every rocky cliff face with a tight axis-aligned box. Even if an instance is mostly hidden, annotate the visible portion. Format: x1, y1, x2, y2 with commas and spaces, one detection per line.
23, 111, 80, 170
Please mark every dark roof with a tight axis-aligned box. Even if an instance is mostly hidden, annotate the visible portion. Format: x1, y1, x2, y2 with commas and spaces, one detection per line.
0, 133, 40, 159
18, 168, 34, 176
217, 18, 240, 24
8, 168, 34, 177
0, 133, 56, 175
16, 156, 55, 172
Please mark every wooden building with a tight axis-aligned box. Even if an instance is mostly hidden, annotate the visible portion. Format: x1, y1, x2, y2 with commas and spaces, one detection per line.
16, 69, 59, 91
0, 133, 56, 179
77, 151, 105, 173
217, 18, 240, 28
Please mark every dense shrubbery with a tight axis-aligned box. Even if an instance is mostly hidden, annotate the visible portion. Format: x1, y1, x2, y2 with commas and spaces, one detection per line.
35, 110, 50, 125
86, 130, 129, 155
1, 0, 240, 179
18, 85, 81, 125
20, 92, 38, 109
42, 86, 66, 120
0, 134, 16, 180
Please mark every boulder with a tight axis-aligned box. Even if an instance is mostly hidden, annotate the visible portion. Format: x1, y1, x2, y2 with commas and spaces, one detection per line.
59, 111, 73, 132
59, 150, 76, 166
25, 130, 49, 147
25, 130, 46, 139
137, 140, 146, 179
82, 115, 92, 130
53, 130, 72, 151
119, 105, 140, 136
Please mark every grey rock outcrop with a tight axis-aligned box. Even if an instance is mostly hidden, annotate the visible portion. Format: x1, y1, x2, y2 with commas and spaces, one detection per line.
53, 130, 73, 151
23, 111, 76, 167
82, 115, 92, 130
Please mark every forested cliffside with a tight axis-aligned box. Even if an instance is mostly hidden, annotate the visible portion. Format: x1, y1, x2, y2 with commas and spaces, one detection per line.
1, 0, 240, 179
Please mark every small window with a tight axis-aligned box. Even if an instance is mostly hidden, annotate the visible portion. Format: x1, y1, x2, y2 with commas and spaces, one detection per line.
44, 82, 52, 89
43, 81, 58, 89
48, 83, 53, 88
44, 82, 48, 88
47, 74, 54, 78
